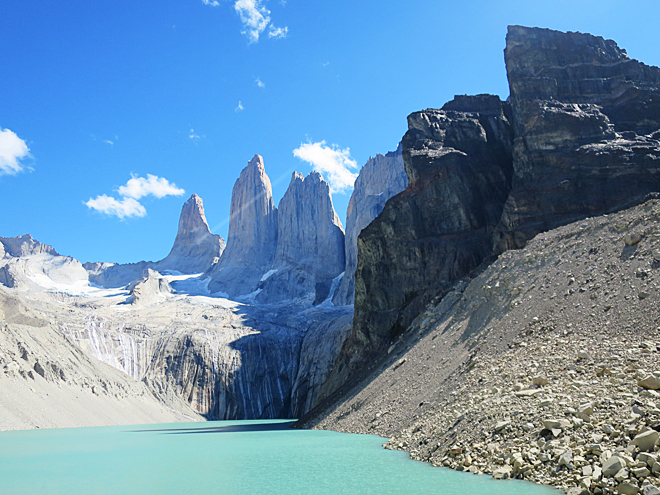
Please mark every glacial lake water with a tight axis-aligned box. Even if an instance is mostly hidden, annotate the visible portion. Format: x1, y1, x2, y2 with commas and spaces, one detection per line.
0, 420, 559, 494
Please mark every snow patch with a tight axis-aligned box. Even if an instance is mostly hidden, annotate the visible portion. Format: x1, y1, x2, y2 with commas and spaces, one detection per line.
260, 269, 278, 282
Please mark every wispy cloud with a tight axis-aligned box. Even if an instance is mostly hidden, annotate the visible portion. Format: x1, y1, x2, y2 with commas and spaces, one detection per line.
102, 139, 114, 146
202, 0, 220, 6
235, 101, 244, 112
189, 128, 201, 141
255, 77, 265, 88
86, 174, 185, 219
293, 141, 358, 194
0, 128, 30, 175
85, 195, 146, 220
268, 25, 288, 39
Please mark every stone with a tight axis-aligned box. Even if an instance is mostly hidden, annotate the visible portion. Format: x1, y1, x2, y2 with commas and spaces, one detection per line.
643, 484, 660, 495
533, 376, 549, 386
624, 234, 643, 246
639, 376, 660, 391
632, 467, 651, 478
544, 419, 571, 430
638, 453, 657, 466
559, 448, 573, 466
632, 430, 659, 452
492, 465, 512, 480
618, 483, 640, 495
495, 420, 510, 432
604, 456, 627, 477
332, 145, 408, 306
615, 469, 631, 482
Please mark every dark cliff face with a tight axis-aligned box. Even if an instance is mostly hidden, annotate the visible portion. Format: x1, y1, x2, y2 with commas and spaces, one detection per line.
317, 27, 660, 405
321, 95, 514, 392
495, 25, 660, 251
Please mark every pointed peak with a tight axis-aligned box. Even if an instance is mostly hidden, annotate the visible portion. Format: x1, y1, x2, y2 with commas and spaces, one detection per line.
307, 170, 324, 182
248, 154, 265, 170
290, 171, 304, 185
177, 193, 210, 235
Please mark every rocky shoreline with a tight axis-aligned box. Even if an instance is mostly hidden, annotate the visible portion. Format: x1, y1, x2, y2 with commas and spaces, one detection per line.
304, 198, 660, 495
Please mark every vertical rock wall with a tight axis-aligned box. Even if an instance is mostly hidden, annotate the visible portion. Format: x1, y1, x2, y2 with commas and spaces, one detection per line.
332, 145, 408, 306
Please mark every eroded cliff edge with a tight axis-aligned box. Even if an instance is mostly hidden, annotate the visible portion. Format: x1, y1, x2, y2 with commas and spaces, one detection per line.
313, 26, 660, 407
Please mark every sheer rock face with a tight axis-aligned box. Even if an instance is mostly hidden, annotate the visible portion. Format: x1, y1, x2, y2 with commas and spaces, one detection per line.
158, 194, 225, 273
332, 145, 408, 306
207, 155, 278, 297
256, 171, 345, 304
495, 25, 660, 251
321, 95, 514, 393
85, 194, 225, 288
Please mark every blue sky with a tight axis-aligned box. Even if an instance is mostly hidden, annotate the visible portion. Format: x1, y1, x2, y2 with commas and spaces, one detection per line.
2, 0, 660, 264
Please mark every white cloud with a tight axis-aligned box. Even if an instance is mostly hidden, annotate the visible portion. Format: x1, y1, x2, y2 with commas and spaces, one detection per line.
85, 195, 146, 220
255, 77, 265, 88
0, 128, 30, 175
102, 139, 114, 146
189, 128, 200, 141
118, 174, 185, 200
233, 0, 287, 43
235, 101, 244, 112
268, 25, 288, 39
293, 141, 358, 194
234, 0, 270, 43
86, 174, 185, 219
202, 0, 220, 6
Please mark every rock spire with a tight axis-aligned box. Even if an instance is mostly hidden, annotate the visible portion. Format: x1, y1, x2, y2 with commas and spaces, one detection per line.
207, 154, 278, 296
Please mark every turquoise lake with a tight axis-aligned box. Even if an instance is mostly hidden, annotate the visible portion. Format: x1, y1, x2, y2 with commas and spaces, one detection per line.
0, 420, 559, 494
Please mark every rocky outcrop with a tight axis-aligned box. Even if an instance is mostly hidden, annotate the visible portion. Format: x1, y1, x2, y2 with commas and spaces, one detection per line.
0, 234, 58, 258
157, 193, 225, 273
332, 145, 408, 306
125, 269, 172, 305
256, 171, 345, 303
85, 194, 225, 288
495, 25, 660, 251
321, 95, 514, 395
0, 235, 88, 290
207, 155, 278, 297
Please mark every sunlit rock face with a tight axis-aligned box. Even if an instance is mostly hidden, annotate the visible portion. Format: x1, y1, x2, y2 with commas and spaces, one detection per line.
332, 145, 408, 306
84, 194, 225, 288
256, 171, 345, 304
495, 25, 660, 251
207, 154, 279, 298
158, 193, 225, 274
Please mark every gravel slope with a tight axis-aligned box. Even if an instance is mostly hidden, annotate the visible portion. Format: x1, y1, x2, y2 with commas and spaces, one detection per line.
302, 198, 660, 494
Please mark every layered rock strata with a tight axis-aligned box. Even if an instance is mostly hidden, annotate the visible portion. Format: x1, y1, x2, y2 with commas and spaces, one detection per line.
333, 145, 408, 306
495, 25, 660, 251
207, 155, 278, 297
256, 171, 345, 303
321, 94, 514, 395
318, 26, 660, 409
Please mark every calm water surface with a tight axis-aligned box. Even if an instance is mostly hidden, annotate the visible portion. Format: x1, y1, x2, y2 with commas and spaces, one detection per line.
0, 420, 559, 494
